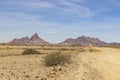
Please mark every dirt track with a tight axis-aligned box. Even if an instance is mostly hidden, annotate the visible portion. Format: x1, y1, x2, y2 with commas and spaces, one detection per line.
72, 47, 120, 80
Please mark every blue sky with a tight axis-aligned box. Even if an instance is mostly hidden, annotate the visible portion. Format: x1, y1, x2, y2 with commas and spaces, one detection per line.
0, 0, 120, 43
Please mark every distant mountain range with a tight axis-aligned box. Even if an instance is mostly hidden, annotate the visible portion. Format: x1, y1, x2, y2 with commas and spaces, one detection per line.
5, 33, 120, 46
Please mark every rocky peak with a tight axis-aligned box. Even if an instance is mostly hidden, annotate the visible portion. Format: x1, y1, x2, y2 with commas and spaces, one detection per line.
9, 33, 49, 45
59, 36, 108, 46
30, 33, 40, 40
76, 36, 100, 42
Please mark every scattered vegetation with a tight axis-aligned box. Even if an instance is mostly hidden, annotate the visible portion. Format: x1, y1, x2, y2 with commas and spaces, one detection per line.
79, 47, 101, 52
44, 51, 71, 66
22, 49, 40, 55
89, 47, 101, 52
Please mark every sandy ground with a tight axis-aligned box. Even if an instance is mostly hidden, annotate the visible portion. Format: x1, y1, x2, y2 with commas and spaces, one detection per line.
0, 47, 120, 80
71, 47, 120, 80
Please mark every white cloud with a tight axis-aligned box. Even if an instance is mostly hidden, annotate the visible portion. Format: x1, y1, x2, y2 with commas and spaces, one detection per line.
1, 1, 55, 8
0, 0, 94, 18
56, 0, 92, 18
0, 0, 115, 19
0, 11, 56, 28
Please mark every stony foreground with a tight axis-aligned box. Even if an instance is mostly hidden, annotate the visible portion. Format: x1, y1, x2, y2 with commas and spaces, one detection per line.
0, 47, 120, 80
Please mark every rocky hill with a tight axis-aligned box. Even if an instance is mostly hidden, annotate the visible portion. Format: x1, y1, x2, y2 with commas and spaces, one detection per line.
59, 36, 108, 46
9, 33, 49, 45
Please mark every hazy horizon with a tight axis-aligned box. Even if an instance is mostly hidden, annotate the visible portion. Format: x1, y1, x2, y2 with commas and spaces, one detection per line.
0, 0, 120, 43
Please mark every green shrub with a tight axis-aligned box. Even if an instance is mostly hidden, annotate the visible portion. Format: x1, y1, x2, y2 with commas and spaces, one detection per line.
22, 49, 40, 55
44, 52, 71, 66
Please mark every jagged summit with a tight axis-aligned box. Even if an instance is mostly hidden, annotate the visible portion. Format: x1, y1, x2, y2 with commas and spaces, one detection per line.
31, 33, 39, 40
9, 33, 49, 45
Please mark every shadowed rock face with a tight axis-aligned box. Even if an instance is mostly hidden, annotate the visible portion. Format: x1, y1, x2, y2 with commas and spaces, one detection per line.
59, 36, 108, 46
9, 33, 49, 45
30, 33, 40, 41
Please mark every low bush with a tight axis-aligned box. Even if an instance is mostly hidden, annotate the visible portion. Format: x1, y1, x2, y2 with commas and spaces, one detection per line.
89, 47, 101, 52
44, 52, 71, 66
22, 49, 40, 55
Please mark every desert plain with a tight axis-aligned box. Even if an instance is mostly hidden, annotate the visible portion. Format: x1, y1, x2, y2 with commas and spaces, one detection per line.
0, 45, 120, 80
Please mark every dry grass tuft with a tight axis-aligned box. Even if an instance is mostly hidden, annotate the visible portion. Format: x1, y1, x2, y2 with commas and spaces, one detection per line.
44, 51, 71, 66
